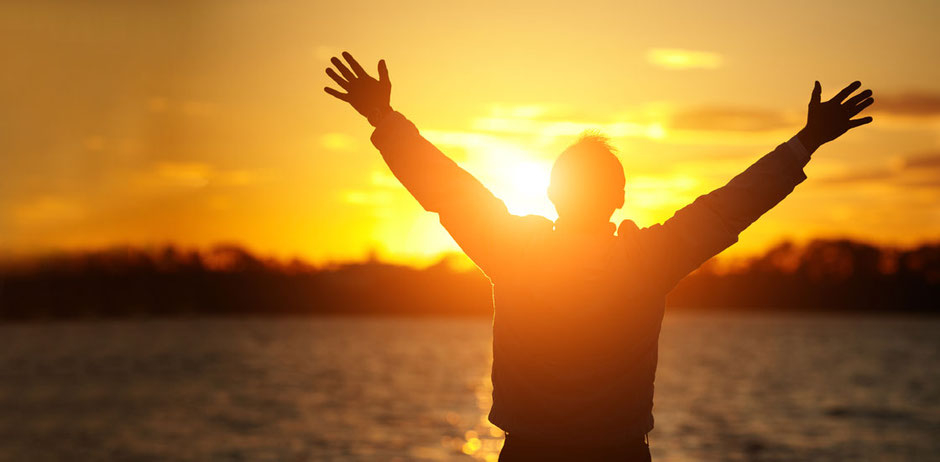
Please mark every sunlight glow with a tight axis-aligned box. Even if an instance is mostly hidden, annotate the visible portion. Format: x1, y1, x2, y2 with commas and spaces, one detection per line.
498, 160, 555, 217
647, 48, 723, 70
320, 132, 358, 151
3, 1, 936, 265
471, 114, 666, 141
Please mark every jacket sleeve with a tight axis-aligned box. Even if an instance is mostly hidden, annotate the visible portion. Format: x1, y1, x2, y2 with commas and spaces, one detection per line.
370, 111, 539, 277
626, 137, 811, 291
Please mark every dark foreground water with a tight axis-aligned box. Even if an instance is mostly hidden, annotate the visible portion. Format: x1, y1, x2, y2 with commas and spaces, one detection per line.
0, 313, 937, 462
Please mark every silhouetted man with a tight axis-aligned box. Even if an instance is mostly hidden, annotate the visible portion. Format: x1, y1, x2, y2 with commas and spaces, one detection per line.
324, 52, 874, 461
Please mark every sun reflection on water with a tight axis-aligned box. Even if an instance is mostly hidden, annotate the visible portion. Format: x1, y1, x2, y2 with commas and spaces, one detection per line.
440, 372, 505, 461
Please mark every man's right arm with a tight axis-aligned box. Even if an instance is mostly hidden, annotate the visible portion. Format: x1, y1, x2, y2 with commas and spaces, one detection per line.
324, 52, 533, 276
369, 110, 552, 277
370, 111, 504, 217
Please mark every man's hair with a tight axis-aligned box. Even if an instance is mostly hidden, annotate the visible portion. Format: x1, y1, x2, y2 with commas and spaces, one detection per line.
571, 131, 618, 157
550, 131, 626, 199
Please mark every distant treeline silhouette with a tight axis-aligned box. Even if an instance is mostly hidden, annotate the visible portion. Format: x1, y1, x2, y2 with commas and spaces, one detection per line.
0, 239, 936, 319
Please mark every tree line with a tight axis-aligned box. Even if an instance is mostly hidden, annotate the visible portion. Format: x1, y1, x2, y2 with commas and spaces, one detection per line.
0, 239, 936, 320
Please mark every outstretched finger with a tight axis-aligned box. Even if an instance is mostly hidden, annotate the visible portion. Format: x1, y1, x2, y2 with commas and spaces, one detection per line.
843, 89, 872, 108
847, 98, 874, 117
811, 81, 822, 105
326, 68, 351, 90
847, 116, 873, 129
324, 87, 350, 102
831, 81, 862, 104
330, 57, 356, 81
342, 52, 368, 78
378, 59, 390, 85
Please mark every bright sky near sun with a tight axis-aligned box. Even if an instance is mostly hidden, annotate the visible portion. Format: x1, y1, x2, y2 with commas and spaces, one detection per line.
2, 0, 939, 266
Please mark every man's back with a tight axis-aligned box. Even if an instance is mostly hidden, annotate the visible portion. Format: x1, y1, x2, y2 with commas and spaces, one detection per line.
486, 218, 665, 444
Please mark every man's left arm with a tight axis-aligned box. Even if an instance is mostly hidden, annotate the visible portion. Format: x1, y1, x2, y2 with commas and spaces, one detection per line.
631, 81, 874, 290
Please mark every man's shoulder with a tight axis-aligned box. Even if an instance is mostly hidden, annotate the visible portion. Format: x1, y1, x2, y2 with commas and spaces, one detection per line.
519, 214, 555, 231
615, 219, 668, 257
507, 214, 554, 250
617, 219, 650, 242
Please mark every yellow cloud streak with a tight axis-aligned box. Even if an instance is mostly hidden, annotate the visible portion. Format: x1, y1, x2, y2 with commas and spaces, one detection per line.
647, 48, 723, 70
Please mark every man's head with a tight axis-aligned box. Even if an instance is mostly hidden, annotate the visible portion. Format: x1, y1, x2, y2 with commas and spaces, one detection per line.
548, 132, 625, 224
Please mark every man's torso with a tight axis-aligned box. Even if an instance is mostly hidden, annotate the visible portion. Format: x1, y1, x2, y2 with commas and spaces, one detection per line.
487, 221, 667, 444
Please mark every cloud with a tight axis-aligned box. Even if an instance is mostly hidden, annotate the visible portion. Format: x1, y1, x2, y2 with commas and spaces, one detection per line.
152, 162, 264, 188
668, 106, 796, 132
144, 97, 216, 116
215, 169, 261, 186
370, 170, 402, 188
12, 196, 85, 227
342, 189, 395, 205
872, 91, 940, 117
156, 162, 213, 187
647, 48, 723, 70
819, 169, 893, 184
416, 103, 794, 160
897, 176, 940, 189
897, 151, 940, 170
820, 150, 940, 188
319, 132, 359, 151
465, 104, 665, 141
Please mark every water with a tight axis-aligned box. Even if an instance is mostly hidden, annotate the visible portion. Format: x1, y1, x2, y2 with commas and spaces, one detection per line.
0, 313, 937, 462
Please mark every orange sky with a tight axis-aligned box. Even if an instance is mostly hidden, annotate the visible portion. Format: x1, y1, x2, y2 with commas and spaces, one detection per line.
2, 0, 939, 266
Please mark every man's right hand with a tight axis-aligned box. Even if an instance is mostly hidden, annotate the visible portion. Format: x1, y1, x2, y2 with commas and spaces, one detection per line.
797, 80, 874, 153
324, 52, 393, 127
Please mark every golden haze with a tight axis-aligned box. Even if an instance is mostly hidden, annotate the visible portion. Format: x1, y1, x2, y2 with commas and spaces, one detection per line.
1, 1, 939, 266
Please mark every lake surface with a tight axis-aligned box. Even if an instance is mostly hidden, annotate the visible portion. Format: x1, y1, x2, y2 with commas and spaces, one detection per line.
0, 313, 937, 461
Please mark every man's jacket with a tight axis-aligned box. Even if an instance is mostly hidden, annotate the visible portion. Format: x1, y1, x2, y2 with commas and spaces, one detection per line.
370, 111, 810, 443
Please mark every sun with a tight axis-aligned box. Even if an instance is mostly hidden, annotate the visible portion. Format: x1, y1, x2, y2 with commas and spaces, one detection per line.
441, 134, 559, 220
491, 160, 557, 219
